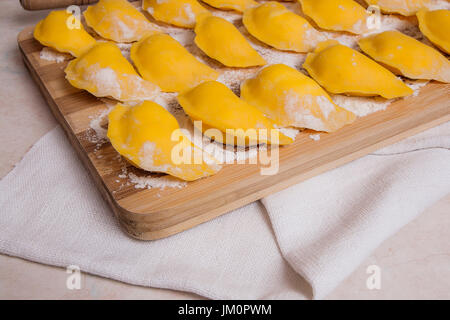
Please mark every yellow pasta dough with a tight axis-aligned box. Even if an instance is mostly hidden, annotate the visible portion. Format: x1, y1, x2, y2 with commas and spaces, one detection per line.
142, 0, 210, 28
364, 0, 432, 16
242, 2, 326, 52
303, 40, 413, 99
83, 0, 160, 43
358, 30, 450, 83
194, 15, 266, 67
178, 81, 294, 146
299, 0, 369, 34
34, 10, 96, 57
107, 101, 221, 181
417, 9, 450, 54
200, 0, 258, 12
65, 42, 160, 101
130, 33, 219, 92
241, 64, 356, 132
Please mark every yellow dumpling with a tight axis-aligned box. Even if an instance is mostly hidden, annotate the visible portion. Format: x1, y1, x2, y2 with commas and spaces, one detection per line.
358, 31, 450, 83
200, 0, 258, 13
84, 0, 160, 43
303, 40, 413, 99
34, 10, 96, 57
178, 81, 294, 146
130, 34, 219, 92
243, 2, 326, 52
417, 9, 450, 54
241, 64, 356, 132
107, 101, 221, 181
65, 42, 160, 101
142, 0, 210, 28
364, 0, 432, 16
194, 15, 266, 67
299, 0, 369, 34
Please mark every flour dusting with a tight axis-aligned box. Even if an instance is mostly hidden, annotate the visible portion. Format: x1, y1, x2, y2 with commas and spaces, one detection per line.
279, 127, 300, 140
39, 47, 67, 63
128, 172, 187, 189
201, 142, 263, 164
332, 95, 392, 117
88, 107, 112, 144
405, 80, 430, 97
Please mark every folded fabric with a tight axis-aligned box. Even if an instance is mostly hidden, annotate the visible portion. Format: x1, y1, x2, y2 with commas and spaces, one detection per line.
264, 122, 450, 298
0, 122, 448, 299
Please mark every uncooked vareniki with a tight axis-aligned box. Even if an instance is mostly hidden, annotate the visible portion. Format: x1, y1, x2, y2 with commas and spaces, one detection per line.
65, 42, 160, 101
303, 40, 413, 99
178, 81, 294, 146
243, 2, 326, 52
34, 10, 96, 57
194, 15, 266, 67
417, 9, 450, 54
107, 101, 221, 181
364, 0, 432, 16
241, 64, 356, 132
142, 0, 210, 28
84, 0, 160, 43
358, 30, 450, 83
299, 0, 369, 34
200, 0, 258, 13
130, 33, 219, 92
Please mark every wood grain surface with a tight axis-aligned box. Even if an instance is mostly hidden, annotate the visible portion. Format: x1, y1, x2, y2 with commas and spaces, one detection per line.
17, 22, 450, 240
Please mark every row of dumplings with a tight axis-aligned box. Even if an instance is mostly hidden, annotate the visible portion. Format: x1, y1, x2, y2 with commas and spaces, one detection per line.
34, 0, 450, 98
33, 0, 450, 181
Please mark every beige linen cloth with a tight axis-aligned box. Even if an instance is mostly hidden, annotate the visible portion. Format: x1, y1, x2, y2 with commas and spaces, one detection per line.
0, 122, 449, 299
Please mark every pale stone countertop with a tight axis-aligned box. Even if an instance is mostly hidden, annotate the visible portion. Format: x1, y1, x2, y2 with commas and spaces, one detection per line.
0, 1, 449, 300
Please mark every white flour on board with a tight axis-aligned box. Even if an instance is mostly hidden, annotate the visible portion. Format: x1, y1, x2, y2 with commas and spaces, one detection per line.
332, 95, 393, 117
128, 172, 187, 189
279, 127, 300, 140
405, 80, 430, 97
39, 47, 67, 63
86, 104, 113, 145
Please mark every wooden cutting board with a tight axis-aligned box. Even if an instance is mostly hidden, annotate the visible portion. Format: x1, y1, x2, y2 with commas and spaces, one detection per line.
17, 25, 450, 240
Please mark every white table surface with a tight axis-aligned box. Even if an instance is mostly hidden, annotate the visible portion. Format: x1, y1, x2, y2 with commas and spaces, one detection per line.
0, 0, 449, 300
